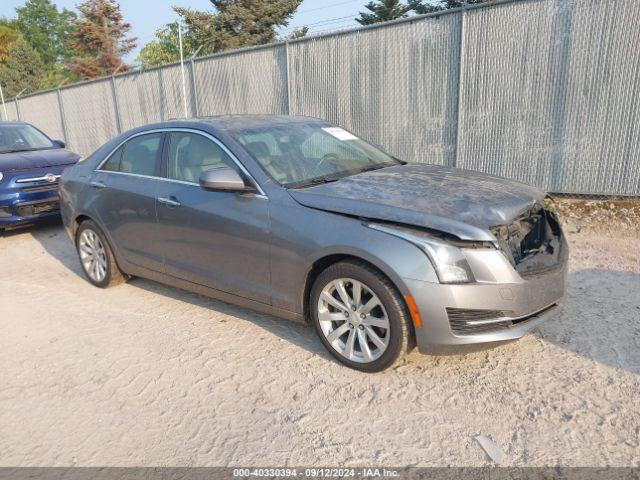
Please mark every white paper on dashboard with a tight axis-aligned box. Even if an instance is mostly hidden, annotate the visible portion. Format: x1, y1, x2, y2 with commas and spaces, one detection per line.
322, 127, 359, 141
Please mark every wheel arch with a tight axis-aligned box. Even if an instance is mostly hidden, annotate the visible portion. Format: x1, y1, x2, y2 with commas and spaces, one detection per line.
72, 213, 128, 276
302, 249, 413, 326
72, 214, 92, 241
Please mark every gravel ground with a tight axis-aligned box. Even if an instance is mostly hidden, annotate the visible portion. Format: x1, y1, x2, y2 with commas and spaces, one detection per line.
0, 221, 638, 467
547, 197, 640, 235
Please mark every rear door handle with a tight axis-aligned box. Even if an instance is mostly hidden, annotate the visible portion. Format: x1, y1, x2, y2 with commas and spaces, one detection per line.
157, 196, 181, 208
90, 181, 106, 189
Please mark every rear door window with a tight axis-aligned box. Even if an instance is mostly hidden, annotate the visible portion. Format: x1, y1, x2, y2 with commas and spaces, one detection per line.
100, 133, 163, 176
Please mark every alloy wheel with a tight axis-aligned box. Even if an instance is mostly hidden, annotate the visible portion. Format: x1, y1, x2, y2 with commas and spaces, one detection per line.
78, 228, 108, 283
317, 278, 390, 363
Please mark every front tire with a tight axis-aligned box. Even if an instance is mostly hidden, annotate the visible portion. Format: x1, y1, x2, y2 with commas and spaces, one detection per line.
310, 260, 412, 372
76, 220, 125, 288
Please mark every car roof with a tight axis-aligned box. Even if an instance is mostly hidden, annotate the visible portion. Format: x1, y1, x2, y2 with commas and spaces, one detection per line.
199, 115, 326, 129
87, 115, 334, 163
138, 115, 329, 134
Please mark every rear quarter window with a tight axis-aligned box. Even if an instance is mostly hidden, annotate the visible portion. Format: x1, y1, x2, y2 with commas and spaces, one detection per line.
99, 133, 163, 176
100, 147, 123, 171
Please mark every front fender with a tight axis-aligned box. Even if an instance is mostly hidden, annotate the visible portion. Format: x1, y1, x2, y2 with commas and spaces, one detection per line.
306, 227, 439, 296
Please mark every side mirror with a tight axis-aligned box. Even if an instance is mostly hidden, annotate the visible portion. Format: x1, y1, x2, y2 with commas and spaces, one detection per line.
52, 140, 66, 148
199, 167, 256, 193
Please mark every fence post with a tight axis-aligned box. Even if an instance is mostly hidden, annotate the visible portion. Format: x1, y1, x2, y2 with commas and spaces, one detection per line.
284, 41, 292, 115
189, 58, 199, 117
56, 89, 69, 145
15, 98, 21, 120
548, 2, 573, 193
450, 8, 467, 169
110, 76, 122, 134
157, 69, 166, 121
0, 82, 7, 121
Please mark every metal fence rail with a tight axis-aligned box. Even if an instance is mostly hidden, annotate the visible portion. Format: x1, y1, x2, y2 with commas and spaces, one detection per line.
3, 0, 639, 196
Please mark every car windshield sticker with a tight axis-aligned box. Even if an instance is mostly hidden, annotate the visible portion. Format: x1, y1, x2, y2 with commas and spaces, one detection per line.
322, 127, 359, 141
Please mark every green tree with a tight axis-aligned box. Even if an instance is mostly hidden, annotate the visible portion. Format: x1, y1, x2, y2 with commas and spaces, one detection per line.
68, 0, 136, 79
408, 0, 442, 14
355, 0, 413, 25
174, 0, 302, 55
15, 0, 77, 68
441, 0, 486, 7
0, 24, 21, 63
40, 63, 82, 89
284, 26, 308, 40
0, 36, 45, 97
137, 22, 198, 68
410, 0, 486, 14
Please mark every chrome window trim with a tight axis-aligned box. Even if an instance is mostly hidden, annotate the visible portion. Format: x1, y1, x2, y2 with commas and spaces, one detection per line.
94, 128, 267, 198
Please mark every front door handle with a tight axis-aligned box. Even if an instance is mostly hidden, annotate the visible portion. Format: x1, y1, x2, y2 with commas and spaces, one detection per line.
90, 180, 106, 189
157, 196, 181, 208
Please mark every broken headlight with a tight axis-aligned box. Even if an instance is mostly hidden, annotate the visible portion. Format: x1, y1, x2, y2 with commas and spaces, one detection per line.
368, 224, 475, 284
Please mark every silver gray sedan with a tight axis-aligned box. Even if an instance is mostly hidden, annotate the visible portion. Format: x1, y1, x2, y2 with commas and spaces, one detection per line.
60, 116, 567, 372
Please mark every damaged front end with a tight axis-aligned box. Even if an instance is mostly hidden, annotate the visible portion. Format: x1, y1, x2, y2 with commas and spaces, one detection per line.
398, 201, 568, 352
491, 202, 567, 277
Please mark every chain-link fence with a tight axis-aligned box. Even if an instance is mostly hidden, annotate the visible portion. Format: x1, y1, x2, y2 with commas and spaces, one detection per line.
2, 0, 639, 196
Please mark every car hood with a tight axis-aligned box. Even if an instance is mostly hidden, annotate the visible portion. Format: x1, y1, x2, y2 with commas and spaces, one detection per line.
0, 148, 80, 172
287, 164, 546, 241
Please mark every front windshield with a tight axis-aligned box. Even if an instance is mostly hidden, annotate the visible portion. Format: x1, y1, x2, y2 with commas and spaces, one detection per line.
0, 124, 55, 154
231, 122, 402, 188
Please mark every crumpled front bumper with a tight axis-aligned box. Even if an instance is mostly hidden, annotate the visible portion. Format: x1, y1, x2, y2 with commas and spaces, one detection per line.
404, 239, 568, 354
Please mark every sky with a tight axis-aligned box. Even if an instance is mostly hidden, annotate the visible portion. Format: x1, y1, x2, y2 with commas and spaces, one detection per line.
0, 0, 366, 62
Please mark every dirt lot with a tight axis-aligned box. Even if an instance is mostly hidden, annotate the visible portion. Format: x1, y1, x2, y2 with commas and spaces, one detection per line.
0, 221, 638, 467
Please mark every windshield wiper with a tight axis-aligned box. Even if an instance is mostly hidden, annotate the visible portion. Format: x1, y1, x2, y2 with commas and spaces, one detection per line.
287, 161, 402, 189
310, 176, 341, 185
354, 165, 384, 174
289, 175, 342, 189
351, 161, 401, 175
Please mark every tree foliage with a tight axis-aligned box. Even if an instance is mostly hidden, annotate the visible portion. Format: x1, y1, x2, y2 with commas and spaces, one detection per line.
15, 0, 77, 68
357, 0, 487, 24
40, 63, 82, 89
67, 0, 136, 79
410, 0, 486, 14
408, 0, 442, 14
174, 0, 302, 55
0, 24, 21, 63
0, 36, 45, 97
284, 26, 308, 40
356, 0, 413, 25
137, 22, 198, 68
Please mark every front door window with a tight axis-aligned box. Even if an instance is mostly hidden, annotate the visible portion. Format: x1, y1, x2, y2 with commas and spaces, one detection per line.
166, 132, 238, 183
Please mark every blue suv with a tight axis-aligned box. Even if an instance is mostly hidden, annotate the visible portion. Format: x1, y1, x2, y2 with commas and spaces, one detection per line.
0, 121, 80, 231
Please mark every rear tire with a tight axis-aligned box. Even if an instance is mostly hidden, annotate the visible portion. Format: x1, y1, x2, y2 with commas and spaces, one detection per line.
76, 220, 126, 288
310, 260, 412, 372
